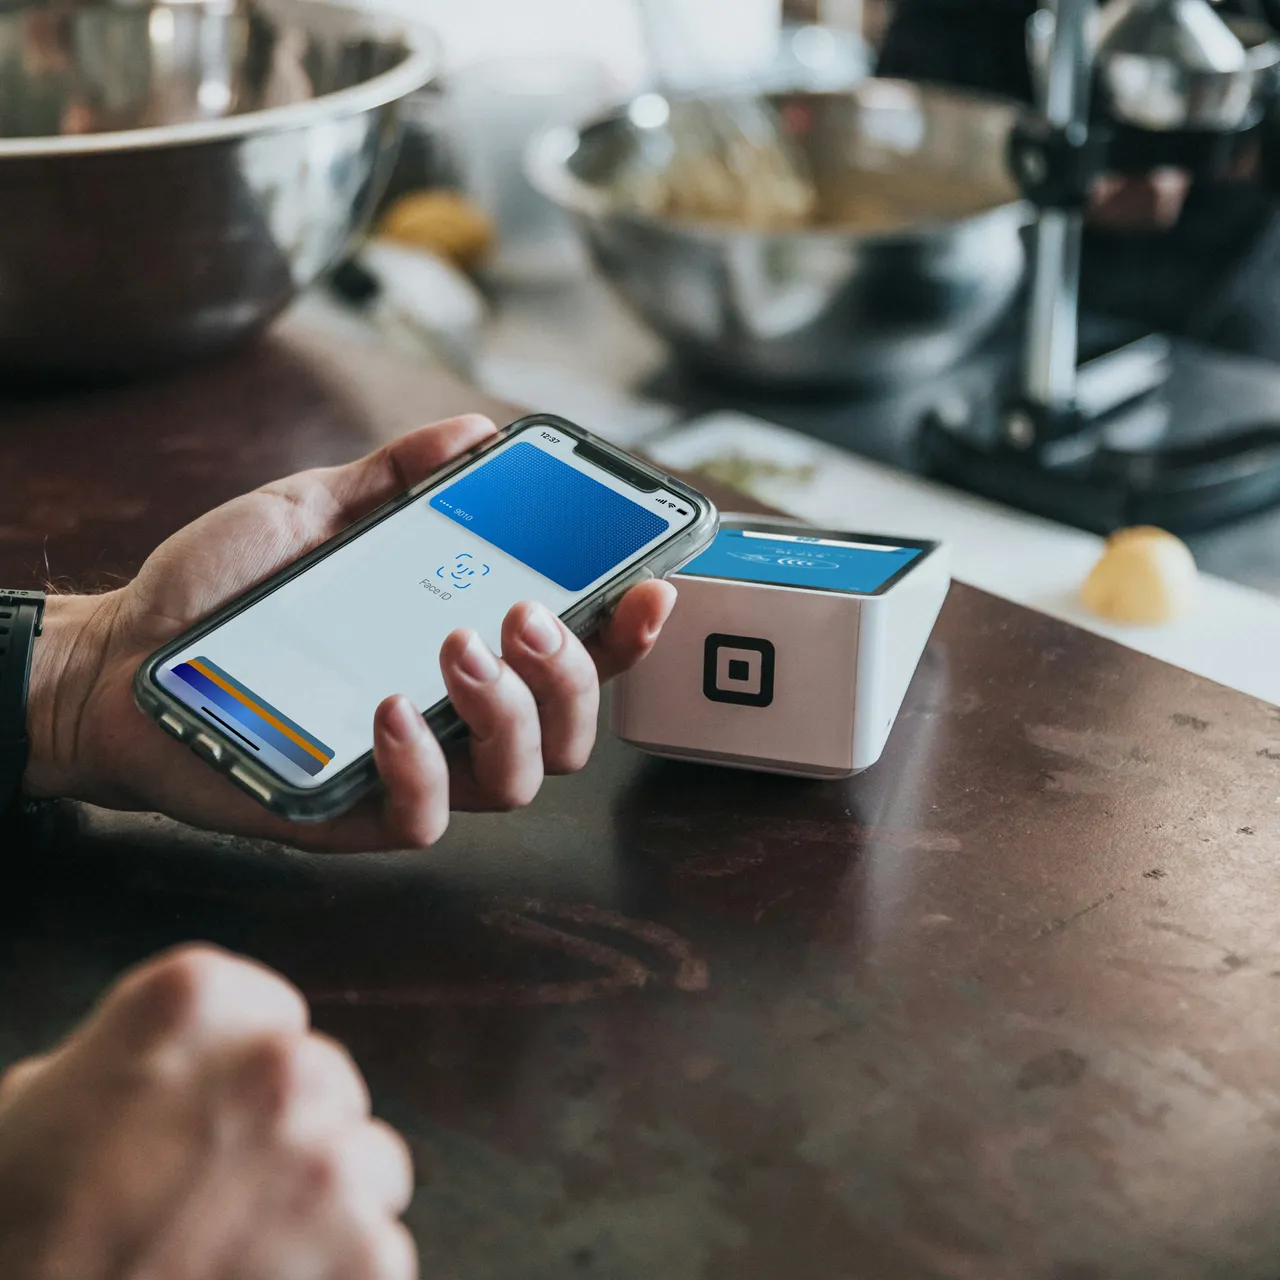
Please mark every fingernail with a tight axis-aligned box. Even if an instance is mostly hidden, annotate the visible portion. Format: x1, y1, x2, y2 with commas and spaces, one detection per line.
650, 584, 679, 639
456, 631, 501, 683
520, 603, 563, 656
384, 696, 422, 743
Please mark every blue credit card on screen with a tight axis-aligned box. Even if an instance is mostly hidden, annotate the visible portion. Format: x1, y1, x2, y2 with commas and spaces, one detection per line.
430, 441, 670, 591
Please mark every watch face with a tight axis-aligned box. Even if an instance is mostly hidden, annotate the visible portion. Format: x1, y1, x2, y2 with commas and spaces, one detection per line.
681, 528, 927, 596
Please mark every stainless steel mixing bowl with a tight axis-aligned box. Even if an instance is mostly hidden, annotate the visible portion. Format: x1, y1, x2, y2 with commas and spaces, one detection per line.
0, 0, 435, 380
530, 82, 1030, 388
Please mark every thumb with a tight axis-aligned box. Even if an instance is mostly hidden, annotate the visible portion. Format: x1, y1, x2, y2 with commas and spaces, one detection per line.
296, 414, 498, 525
0, 1054, 55, 1109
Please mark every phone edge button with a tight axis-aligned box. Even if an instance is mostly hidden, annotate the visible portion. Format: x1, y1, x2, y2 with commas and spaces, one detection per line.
191, 734, 224, 766
158, 713, 187, 740
228, 766, 273, 804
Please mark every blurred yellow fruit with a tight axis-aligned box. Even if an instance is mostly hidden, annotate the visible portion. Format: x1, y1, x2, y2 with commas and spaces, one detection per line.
377, 190, 496, 271
1080, 526, 1199, 625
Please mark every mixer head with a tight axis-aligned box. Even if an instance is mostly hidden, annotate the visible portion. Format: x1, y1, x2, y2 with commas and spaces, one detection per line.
1096, 0, 1279, 130
1030, 0, 1280, 132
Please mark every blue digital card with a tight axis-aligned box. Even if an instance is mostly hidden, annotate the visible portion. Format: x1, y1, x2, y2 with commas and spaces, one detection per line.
430, 441, 670, 591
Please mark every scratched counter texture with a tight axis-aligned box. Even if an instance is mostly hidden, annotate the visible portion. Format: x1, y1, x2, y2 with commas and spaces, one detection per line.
3, 324, 1280, 1280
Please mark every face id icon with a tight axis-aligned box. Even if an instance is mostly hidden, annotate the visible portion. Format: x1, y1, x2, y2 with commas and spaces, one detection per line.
703, 633, 775, 708
438, 553, 490, 589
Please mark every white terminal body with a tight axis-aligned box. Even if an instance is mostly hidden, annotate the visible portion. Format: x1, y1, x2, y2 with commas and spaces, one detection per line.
612, 515, 951, 778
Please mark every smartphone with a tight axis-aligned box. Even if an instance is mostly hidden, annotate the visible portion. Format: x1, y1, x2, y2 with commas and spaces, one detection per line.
134, 415, 718, 822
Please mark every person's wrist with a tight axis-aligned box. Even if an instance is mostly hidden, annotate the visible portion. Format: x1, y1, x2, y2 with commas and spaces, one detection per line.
22, 593, 121, 801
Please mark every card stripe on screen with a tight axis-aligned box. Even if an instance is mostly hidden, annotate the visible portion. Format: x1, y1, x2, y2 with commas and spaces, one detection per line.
171, 658, 332, 775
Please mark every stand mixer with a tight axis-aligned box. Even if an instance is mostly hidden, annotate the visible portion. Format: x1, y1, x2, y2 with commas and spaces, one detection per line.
921, 0, 1280, 531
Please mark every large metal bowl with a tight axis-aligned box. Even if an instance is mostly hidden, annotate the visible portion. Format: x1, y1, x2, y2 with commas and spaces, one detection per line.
530, 82, 1030, 389
0, 0, 435, 380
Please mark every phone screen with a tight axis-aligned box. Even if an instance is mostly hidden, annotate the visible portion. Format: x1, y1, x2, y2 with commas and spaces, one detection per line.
682, 529, 924, 595
153, 427, 699, 789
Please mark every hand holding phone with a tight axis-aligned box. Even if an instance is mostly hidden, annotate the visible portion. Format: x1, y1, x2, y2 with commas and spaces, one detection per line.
24, 415, 712, 851
130, 415, 717, 828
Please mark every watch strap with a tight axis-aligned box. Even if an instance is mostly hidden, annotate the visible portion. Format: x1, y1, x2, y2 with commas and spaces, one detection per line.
0, 590, 46, 816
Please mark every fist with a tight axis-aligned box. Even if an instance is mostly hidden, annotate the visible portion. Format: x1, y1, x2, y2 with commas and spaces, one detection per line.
0, 946, 414, 1280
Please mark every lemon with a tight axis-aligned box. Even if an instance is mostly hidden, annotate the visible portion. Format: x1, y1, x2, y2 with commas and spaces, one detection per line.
377, 190, 495, 272
1080, 526, 1198, 625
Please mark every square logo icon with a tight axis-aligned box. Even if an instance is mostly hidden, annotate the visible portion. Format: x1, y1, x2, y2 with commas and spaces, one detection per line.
703, 634, 775, 708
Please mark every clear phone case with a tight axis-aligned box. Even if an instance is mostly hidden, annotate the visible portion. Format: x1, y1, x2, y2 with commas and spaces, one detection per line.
133, 415, 719, 823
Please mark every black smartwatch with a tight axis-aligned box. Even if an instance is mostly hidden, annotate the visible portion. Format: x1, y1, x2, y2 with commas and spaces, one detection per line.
0, 589, 46, 818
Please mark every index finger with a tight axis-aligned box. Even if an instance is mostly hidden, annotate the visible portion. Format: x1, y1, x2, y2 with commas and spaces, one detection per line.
584, 578, 678, 683
79, 945, 310, 1061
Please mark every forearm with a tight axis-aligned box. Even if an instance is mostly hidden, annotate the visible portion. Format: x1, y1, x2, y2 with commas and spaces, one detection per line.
22, 593, 121, 801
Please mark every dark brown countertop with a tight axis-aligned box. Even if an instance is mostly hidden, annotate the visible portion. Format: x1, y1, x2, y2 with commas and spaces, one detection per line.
3, 322, 1279, 1279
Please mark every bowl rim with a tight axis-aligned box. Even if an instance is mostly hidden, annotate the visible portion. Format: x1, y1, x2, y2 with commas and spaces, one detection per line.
0, 0, 439, 158
526, 80, 1034, 244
